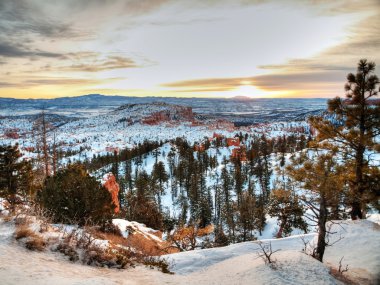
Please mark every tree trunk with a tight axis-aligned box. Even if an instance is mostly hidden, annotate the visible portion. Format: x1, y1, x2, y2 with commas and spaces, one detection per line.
276, 216, 287, 238
42, 113, 49, 177
316, 195, 327, 262
351, 78, 367, 220
351, 141, 365, 220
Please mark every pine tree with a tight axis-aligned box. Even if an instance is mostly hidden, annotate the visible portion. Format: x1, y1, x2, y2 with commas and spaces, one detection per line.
287, 152, 345, 262
236, 190, 257, 242
124, 158, 133, 192
221, 157, 234, 239
127, 170, 163, 229
0, 144, 31, 207
111, 150, 119, 181
152, 161, 169, 211
40, 163, 114, 225
309, 59, 380, 219
268, 187, 307, 238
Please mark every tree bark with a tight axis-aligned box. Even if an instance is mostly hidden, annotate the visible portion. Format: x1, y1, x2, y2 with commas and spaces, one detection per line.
316, 195, 327, 262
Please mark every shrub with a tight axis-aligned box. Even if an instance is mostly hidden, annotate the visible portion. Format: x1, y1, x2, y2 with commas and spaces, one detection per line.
39, 164, 114, 226
143, 256, 172, 274
99, 221, 123, 237
15, 224, 47, 251
15, 225, 34, 240
56, 242, 79, 262
25, 235, 46, 251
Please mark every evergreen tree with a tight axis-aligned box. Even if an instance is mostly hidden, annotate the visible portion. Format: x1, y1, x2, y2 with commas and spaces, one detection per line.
40, 164, 114, 225
111, 150, 119, 181
236, 190, 257, 242
221, 157, 234, 238
287, 152, 345, 262
0, 144, 33, 207
127, 170, 163, 229
152, 161, 169, 211
268, 187, 307, 238
309, 59, 380, 219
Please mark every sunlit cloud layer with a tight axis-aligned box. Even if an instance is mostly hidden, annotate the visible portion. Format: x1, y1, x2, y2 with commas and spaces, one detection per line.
0, 0, 379, 99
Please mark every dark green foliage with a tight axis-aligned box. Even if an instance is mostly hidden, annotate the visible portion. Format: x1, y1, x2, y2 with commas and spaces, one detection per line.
235, 190, 258, 242
0, 144, 33, 206
214, 226, 229, 247
99, 221, 123, 236
268, 188, 307, 238
126, 171, 163, 229
152, 161, 169, 210
40, 164, 114, 225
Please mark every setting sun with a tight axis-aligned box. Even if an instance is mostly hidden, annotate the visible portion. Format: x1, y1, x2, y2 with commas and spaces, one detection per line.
234, 84, 265, 98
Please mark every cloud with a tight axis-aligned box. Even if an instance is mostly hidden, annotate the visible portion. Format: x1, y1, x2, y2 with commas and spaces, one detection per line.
0, 82, 18, 88
0, 42, 63, 58
24, 78, 94, 85
162, 70, 346, 93
13, 77, 112, 88
63, 56, 138, 72
0, 0, 172, 42
0, 76, 123, 89
258, 14, 380, 73
0, 1, 87, 39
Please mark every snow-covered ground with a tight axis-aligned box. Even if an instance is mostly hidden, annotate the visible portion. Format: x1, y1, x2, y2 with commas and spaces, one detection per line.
0, 102, 311, 164
1, 215, 378, 285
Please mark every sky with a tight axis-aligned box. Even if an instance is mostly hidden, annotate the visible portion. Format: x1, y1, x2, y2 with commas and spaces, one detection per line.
0, 0, 379, 99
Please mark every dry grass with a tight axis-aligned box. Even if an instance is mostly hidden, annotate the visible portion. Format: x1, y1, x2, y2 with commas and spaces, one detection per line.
25, 235, 46, 251
56, 242, 79, 262
15, 224, 35, 240
15, 223, 47, 251
1, 215, 13, 222
14, 215, 33, 226
56, 226, 171, 271
143, 256, 173, 274
330, 268, 357, 285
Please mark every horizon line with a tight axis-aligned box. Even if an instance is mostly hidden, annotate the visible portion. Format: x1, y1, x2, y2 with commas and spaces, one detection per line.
0, 94, 332, 100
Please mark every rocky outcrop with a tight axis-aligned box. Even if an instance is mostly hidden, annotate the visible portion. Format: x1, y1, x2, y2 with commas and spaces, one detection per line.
102, 173, 120, 213
113, 219, 177, 255
141, 105, 194, 125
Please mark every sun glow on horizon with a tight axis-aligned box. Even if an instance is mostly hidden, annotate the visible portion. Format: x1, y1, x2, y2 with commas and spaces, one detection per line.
226, 83, 292, 98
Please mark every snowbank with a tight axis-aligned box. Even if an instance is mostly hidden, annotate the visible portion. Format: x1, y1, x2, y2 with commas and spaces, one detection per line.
0, 216, 378, 284
322, 220, 380, 284
113, 219, 162, 242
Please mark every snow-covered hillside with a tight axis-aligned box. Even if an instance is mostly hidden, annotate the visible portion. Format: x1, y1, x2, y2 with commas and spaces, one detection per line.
0, 216, 378, 284
0, 102, 311, 165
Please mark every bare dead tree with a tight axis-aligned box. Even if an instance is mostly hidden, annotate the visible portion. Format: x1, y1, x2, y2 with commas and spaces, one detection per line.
338, 256, 349, 275
41, 111, 49, 176
299, 234, 309, 253
256, 241, 280, 268
32, 110, 51, 178
52, 131, 57, 176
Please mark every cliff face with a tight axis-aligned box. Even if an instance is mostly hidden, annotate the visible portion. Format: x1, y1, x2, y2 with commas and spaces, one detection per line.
102, 173, 120, 213
141, 105, 194, 125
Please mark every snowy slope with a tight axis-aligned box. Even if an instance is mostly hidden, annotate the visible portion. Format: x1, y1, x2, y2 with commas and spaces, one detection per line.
1, 216, 378, 285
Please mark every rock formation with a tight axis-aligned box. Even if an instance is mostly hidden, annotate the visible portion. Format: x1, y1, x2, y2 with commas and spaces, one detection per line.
102, 173, 120, 213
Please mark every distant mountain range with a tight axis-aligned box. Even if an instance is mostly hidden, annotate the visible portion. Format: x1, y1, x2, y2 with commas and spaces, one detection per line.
0, 94, 329, 107
0, 94, 328, 124
0, 94, 138, 107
